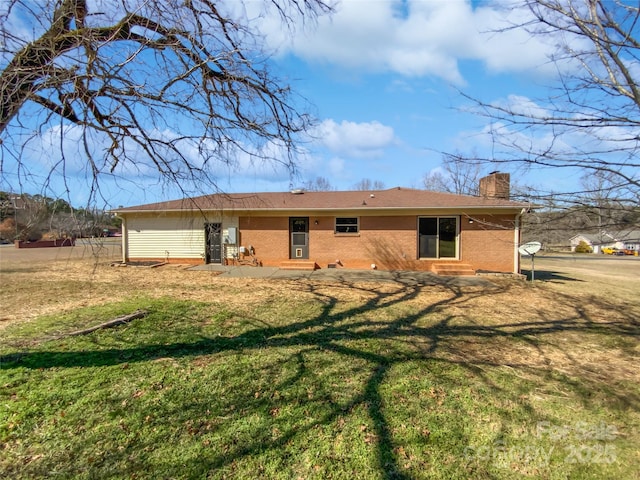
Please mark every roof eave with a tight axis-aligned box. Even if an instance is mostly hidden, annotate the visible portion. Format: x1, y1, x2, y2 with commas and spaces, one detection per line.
113, 204, 530, 215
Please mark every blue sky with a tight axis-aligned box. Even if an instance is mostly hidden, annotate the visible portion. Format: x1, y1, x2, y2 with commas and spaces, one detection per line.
2, 0, 590, 207
227, 0, 575, 197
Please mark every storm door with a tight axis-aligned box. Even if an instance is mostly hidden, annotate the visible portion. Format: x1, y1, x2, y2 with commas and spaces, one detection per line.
289, 217, 309, 259
205, 223, 222, 264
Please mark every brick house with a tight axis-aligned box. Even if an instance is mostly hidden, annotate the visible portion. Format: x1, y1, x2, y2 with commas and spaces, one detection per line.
113, 173, 530, 275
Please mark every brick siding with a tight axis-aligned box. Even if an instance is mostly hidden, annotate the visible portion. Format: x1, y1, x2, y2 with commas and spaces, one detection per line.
235, 214, 517, 273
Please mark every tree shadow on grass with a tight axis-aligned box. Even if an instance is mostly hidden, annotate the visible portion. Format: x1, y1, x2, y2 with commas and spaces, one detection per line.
520, 269, 586, 282
1, 274, 638, 479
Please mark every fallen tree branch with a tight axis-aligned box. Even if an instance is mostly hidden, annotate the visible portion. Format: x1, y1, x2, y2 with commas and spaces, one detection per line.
55, 310, 148, 339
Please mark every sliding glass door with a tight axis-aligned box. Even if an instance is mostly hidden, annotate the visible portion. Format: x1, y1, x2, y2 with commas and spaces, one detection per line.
418, 217, 458, 259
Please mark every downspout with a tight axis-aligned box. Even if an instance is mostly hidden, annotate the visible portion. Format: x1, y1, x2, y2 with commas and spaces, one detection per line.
120, 215, 128, 264
514, 208, 527, 274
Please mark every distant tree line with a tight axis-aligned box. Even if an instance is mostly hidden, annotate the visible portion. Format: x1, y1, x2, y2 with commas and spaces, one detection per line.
521, 204, 640, 247
300, 177, 386, 192
0, 192, 120, 242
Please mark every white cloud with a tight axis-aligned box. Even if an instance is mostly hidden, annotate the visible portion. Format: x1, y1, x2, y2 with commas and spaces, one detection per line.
8, 102, 395, 203
469, 2, 559, 75
265, 0, 561, 84
312, 119, 396, 158
492, 94, 552, 119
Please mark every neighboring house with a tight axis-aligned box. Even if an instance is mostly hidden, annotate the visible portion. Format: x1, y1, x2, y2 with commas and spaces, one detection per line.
619, 230, 640, 252
570, 230, 640, 254
569, 232, 616, 254
112, 173, 531, 275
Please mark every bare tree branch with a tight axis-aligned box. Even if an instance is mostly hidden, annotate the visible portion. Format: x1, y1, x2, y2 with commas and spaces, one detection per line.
0, 0, 334, 204
456, 0, 640, 219
423, 152, 485, 196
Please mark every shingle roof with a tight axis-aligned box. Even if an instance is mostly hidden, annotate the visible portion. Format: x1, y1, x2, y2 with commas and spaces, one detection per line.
570, 233, 612, 244
615, 229, 640, 241
113, 187, 530, 214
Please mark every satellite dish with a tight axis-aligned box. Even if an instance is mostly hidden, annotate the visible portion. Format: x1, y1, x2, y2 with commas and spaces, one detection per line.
518, 241, 542, 256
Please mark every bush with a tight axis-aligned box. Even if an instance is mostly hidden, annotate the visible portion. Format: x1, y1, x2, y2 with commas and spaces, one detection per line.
0, 217, 17, 242
575, 240, 593, 253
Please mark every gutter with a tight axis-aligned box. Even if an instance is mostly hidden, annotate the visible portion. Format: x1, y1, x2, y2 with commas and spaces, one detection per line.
111, 205, 530, 215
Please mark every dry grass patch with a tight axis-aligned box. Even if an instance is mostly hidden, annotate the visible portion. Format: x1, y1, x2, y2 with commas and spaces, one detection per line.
1, 253, 638, 388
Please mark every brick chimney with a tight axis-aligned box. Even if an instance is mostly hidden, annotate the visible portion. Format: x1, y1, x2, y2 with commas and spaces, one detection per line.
479, 172, 510, 199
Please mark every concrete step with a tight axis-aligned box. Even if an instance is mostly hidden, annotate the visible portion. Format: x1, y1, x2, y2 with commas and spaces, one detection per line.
279, 261, 318, 271
431, 263, 476, 276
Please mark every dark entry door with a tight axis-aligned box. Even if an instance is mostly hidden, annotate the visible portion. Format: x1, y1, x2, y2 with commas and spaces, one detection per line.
205, 223, 222, 264
289, 217, 309, 259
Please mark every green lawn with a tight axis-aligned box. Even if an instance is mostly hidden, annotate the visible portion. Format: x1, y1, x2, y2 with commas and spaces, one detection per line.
1, 273, 638, 479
